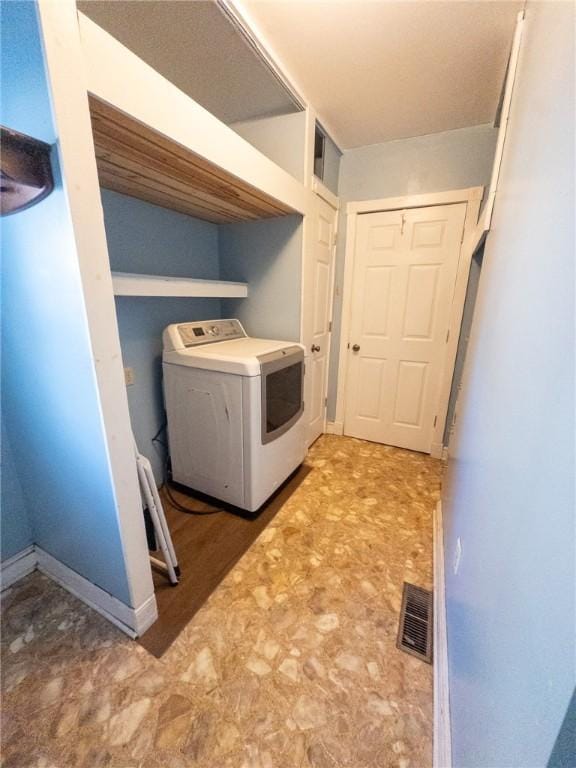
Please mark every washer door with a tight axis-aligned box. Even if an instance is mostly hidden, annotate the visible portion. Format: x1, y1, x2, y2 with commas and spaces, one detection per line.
259, 348, 304, 445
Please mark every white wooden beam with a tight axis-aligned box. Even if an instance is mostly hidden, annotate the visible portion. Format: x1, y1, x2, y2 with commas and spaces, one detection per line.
482, 11, 525, 230
36, 0, 156, 614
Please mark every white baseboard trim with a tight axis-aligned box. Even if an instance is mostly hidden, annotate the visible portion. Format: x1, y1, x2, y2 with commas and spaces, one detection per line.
434, 501, 452, 768
441, 446, 449, 461
36, 547, 158, 638
1, 545, 38, 591
133, 593, 159, 636
1, 545, 158, 638
325, 420, 344, 436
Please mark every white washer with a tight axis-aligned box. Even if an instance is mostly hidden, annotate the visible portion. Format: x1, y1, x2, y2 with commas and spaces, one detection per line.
162, 319, 306, 512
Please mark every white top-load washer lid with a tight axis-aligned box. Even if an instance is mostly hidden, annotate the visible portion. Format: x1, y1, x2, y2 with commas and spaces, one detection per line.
162, 319, 304, 376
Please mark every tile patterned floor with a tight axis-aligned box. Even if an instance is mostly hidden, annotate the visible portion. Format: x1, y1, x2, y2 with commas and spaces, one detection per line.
1, 436, 442, 768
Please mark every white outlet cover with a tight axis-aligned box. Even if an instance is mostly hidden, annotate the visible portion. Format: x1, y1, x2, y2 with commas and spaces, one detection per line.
453, 537, 462, 575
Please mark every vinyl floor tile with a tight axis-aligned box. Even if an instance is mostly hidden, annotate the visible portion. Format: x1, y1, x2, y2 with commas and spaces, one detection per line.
1, 436, 442, 768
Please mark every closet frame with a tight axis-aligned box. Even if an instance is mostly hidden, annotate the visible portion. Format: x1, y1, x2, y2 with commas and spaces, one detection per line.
35, 0, 314, 635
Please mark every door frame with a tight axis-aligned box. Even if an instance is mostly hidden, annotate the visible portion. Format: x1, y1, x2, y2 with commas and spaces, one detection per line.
334, 186, 483, 458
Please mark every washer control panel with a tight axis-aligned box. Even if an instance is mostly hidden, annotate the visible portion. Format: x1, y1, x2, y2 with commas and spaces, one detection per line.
176, 319, 246, 348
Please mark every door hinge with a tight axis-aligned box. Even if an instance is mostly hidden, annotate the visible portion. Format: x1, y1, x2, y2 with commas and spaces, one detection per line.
446, 329, 450, 343
333, 232, 338, 246
324, 397, 328, 407
433, 415, 438, 428
328, 320, 332, 332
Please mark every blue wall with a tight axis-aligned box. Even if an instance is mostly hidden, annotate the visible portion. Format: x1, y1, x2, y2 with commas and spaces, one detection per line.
100, 190, 222, 483
1, 1, 132, 604
1, 0, 53, 562
101, 195, 305, 483
0, 1, 54, 143
337, 123, 498, 202
442, 3, 575, 766
220, 215, 303, 342
0, 419, 32, 561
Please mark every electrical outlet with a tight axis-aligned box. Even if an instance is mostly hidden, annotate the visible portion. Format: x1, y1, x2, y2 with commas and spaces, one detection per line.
124, 367, 135, 386
453, 537, 462, 575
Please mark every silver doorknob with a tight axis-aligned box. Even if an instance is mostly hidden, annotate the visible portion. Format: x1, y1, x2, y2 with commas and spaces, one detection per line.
352, 344, 360, 352
311, 344, 321, 353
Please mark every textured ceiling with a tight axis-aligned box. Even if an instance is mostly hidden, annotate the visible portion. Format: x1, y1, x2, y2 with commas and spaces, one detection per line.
241, 0, 523, 148
77, 0, 299, 125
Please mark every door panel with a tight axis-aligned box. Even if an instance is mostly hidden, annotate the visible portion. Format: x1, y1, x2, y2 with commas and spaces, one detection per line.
303, 193, 337, 446
355, 358, 383, 417
402, 264, 440, 340
363, 266, 393, 337
370, 222, 399, 250
411, 219, 446, 248
344, 203, 466, 452
393, 360, 428, 426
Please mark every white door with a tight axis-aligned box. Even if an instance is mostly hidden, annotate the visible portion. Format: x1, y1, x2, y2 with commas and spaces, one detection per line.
303, 192, 337, 446
344, 203, 467, 453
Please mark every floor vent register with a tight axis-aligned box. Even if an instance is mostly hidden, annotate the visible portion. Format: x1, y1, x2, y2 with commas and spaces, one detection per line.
396, 582, 433, 664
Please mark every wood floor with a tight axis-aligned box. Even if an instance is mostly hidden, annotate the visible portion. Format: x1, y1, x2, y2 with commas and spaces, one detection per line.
138, 467, 310, 657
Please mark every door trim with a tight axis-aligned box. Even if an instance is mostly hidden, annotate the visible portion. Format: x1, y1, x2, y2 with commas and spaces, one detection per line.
301, 190, 339, 446
312, 176, 340, 210
335, 187, 483, 457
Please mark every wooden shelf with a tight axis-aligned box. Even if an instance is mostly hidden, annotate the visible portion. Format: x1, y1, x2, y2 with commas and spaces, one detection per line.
112, 272, 248, 298
89, 97, 296, 224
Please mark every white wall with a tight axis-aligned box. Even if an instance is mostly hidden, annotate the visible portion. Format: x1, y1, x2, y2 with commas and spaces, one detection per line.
327, 124, 498, 420
231, 112, 342, 196
442, 4, 575, 766
230, 111, 307, 183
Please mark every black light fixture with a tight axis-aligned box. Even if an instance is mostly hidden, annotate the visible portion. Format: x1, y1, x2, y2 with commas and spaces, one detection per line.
1, 126, 54, 216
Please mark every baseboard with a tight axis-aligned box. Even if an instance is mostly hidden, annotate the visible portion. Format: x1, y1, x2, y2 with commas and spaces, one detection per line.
434, 501, 452, 768
1, 545, 157, 637
132, 593, 159, 636
325, 421, 344, 436
1, 546, 38, 591
430, 442, 444, 459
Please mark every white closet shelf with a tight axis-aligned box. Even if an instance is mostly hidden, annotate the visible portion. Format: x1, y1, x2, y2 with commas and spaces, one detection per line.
111, 272, 248, 298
